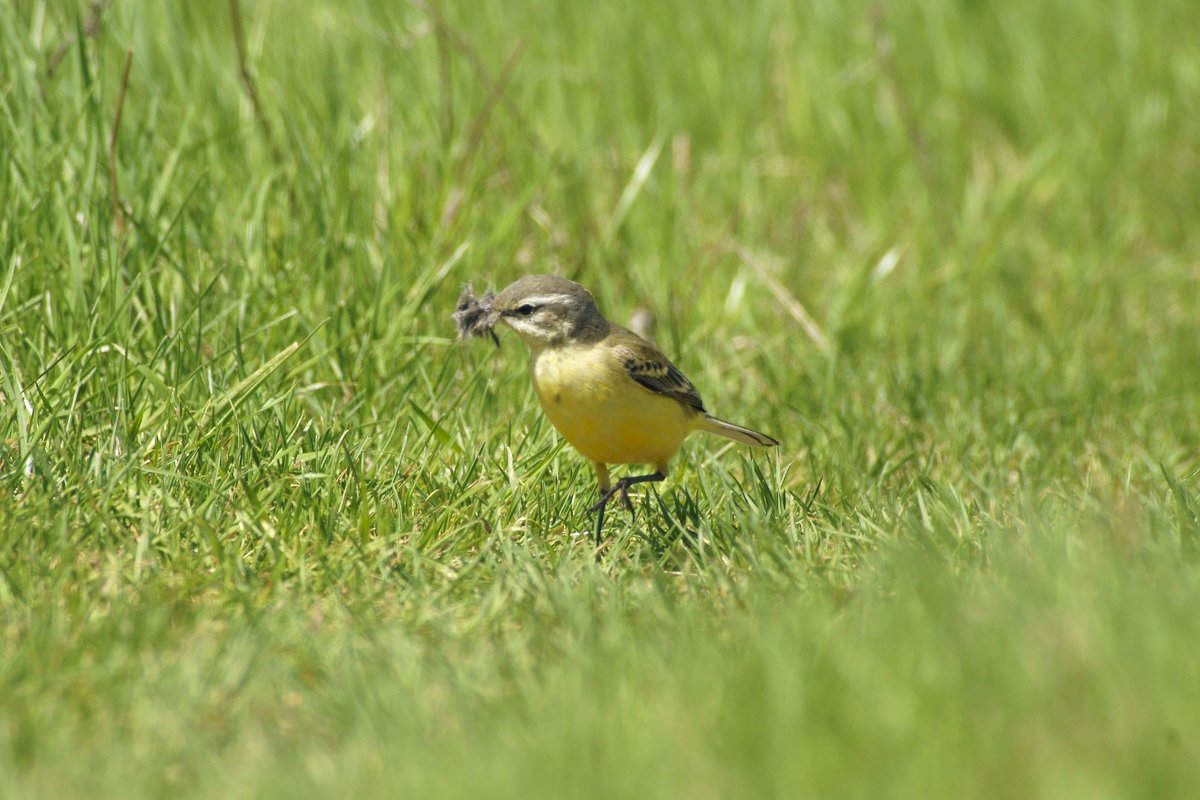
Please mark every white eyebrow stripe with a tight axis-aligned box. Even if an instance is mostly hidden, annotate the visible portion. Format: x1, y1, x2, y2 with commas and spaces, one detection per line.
519, 293, 576, 306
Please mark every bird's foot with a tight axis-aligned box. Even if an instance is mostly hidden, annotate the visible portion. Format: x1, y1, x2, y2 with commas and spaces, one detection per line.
586, 471, 666, 552
588, 483, 620, 515
618, 483, 634, 512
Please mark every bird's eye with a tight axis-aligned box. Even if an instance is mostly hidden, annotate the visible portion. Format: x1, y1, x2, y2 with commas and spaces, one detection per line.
516, 304, 537, 316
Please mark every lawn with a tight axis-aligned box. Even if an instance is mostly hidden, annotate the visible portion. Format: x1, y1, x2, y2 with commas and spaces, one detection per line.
1, 0, 1199, 796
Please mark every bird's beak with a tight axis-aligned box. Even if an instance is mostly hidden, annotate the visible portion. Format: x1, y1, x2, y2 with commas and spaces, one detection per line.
483, 304, 501, 347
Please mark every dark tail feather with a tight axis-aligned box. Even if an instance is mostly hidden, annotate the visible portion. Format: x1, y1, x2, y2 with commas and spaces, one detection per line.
699, 415, 780, 447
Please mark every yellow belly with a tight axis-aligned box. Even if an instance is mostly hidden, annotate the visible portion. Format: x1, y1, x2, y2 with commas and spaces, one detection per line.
530, 344, 697, 468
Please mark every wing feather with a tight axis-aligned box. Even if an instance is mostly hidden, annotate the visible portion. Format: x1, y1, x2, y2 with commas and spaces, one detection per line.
614, 341, 706, 413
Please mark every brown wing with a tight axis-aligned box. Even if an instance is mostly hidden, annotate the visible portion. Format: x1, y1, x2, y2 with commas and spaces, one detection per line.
613, 336, 706, 413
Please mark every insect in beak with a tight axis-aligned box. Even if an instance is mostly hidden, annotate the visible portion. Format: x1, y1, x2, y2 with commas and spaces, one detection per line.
452, 286, 501, 347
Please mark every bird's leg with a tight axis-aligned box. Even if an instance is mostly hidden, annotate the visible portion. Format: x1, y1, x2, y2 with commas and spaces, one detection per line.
593, 498, 608, 552
592, 462, 611, 495
588, 470, 666, 548
591, 463, 612, 553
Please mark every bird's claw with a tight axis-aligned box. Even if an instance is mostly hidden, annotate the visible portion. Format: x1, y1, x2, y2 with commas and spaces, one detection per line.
618, 485, 634, 512
588, 480, 633, 515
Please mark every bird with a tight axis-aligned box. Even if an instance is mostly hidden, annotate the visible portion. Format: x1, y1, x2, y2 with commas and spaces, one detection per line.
463, 274, 779, 548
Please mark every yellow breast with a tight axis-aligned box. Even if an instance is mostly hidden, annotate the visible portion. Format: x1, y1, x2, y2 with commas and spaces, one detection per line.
529, 343, 697, 469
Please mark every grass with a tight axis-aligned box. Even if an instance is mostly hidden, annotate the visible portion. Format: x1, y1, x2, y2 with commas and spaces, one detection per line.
1, 0, 1199, 796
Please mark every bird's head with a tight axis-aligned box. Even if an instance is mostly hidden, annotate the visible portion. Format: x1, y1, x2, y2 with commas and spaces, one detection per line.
491, 275, 606, 350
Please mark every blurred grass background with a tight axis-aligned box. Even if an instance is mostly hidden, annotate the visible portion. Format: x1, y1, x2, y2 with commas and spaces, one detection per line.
1, 0, 1198, 796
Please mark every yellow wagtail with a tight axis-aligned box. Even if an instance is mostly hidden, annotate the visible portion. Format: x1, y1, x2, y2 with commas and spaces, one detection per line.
456, 274, 779, 545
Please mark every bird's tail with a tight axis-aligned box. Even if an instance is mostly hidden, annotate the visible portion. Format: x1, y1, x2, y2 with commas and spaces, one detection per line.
698, 415, 780, 447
